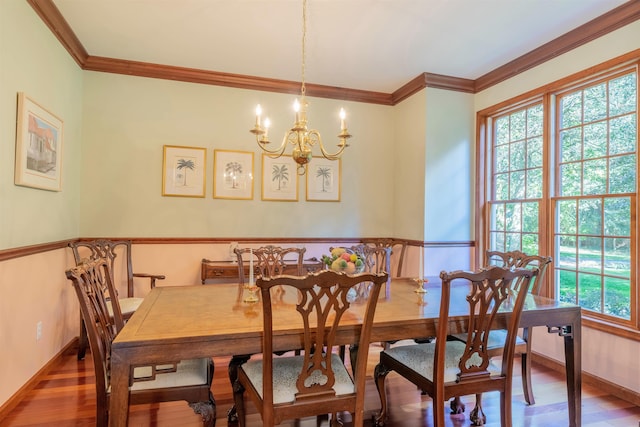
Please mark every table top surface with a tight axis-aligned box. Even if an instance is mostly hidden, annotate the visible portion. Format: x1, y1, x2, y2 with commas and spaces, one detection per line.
114, 276, 579, 350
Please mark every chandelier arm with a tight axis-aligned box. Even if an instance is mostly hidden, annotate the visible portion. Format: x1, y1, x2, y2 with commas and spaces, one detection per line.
255, 134, 288, 158
309, 129, 348, 160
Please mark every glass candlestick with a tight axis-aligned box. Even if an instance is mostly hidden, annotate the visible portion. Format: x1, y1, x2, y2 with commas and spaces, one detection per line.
413, 277, 427, 293
243, 283, 259, 303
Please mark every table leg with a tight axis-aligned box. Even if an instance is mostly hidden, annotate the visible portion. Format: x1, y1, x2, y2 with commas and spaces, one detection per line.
548, 314, 581, 427
227, 354, 251, 422
109, 351, 130, 427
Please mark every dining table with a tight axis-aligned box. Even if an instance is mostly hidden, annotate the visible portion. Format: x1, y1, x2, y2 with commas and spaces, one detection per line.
108, 277, 582, 427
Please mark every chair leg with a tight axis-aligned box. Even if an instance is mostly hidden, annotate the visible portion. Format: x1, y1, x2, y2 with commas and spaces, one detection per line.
232, 380, 246, 427
470, 393, 487, 426
521, 352, 535, 405
373, 362, 391, 426
188, 391, 216, 427
449, 396, 465, 414
78, 317, 88, 360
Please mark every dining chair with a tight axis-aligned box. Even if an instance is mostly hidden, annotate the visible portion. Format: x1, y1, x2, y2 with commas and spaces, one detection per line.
233, 269, 389, 427
65, 258, 215, 427
69, 239, 165, 360
373, 266, 538, 427
361, 238, 408, 277
449, 249, 553, 416
227, 244, 307, 422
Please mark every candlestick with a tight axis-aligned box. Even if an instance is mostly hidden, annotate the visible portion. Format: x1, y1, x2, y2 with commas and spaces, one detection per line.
249, 249, 254, 286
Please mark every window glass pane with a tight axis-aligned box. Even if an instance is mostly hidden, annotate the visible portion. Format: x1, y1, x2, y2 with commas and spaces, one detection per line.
495, 143, 509, 173
557, 199, 577, 234
490, 231, 505, 251
527, 136, 543, 168
578, 272, 601, 312
505, 203, 521, 232
604, 197, 630, 236
506, 233, 521, 251
522, 202, 539, 232
509, 171, 525, 199
491, 203, 505, 231
558, 269, 576, 304
522, 233, 538, 254
560, 163, 582, 196
578, 199, 602, 235
510, 110, 526, 141
527, 104, 543, 137
557, 235, 577, 269
609, 155, 636, 194
578, 236, 602, 273
560, 128, 582, 162
561, 92, 583, 128
495, 173, 509, 200
604, 237, 630, 279
609, 115, 636, 155
583, 122, 607, 159
510, 140, 525, 170
495, 116, 510, 144
526, 168, 542, 198
604, 276, 630, 319
609, 73, 637, 116
584, 83, 607, 123
583, 158, 607, 195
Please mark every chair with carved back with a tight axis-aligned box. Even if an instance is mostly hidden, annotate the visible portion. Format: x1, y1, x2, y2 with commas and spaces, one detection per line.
361, 238, 408, 278
226, 244, 307, 422
69, 239, 165, 360
233, 269, 389, 427
65, 258, 215, 427
449, 249, 553, 420
374, 266, 538, 427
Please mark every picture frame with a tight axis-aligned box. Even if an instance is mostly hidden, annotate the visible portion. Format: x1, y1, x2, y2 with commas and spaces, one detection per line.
261, 154, 298, 201
14, 93, 64, 191
162, 145, 206, 197
213, 149, 254, 200
306, 158, 341, 202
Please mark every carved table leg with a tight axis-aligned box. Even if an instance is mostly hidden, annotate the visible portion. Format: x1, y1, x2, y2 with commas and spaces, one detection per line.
373, 362, 391, 426
227, 354, 251, 422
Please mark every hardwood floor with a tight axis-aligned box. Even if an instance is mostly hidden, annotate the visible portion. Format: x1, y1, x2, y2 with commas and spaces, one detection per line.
2, 343, 640, 426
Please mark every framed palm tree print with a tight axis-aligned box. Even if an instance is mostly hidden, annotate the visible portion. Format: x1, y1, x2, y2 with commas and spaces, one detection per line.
213, 149, 254, 200
261, 154, 298, 201
306, 158, 341, 202
162, 145, 206, 197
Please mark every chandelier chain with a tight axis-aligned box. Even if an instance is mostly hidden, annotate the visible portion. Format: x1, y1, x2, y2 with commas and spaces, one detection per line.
301, 0, 307, 96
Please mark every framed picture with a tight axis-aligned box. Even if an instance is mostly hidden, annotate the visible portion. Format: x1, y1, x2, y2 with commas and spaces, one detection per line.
14, 93, 64, 191
162, 145, 206, 197
213, 149, 254, 200
261, 154, 298, 201
306, 158, 341, 202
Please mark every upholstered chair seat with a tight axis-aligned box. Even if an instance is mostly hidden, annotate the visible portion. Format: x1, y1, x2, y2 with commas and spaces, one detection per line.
129, 358, 212, 392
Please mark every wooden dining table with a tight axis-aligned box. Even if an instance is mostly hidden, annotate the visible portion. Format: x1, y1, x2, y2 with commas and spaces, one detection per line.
108, 277, 582, 427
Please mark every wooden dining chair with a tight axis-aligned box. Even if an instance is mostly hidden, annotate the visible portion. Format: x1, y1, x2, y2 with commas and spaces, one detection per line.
373, 266, 538, 427
69, 239, 165, 360
361, 238, 408, 277
449, 249, 553, 417
65, 258, 215, 427
233, 269, 389, 427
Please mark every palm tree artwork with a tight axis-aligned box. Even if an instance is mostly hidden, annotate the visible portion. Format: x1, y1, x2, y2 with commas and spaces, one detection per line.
271, 164, 289, 190
225, 161, 244, 189
175, 158, 195, 186
315, 167, 332, 192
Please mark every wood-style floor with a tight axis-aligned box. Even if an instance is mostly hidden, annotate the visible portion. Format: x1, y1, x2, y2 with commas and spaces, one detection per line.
2, 343, 640, 427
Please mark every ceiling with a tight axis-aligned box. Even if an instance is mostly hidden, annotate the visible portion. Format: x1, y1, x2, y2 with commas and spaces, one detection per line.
49, 0, 632, 94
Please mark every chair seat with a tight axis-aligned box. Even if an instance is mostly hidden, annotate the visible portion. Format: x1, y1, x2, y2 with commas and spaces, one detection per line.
383, 341, 501, 383
451, 329, 526, 351
107, 297, 143, 317
241, 353, 354, 404
105, 358, 211, 392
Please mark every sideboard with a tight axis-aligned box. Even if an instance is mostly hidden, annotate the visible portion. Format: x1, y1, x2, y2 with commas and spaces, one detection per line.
201, 258, 324, 284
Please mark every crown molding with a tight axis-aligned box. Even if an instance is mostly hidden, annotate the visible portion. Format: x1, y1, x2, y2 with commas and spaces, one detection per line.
28, 0, 640, 104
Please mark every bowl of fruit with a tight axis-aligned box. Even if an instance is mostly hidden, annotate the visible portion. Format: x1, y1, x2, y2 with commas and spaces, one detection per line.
321, 247, 366, 274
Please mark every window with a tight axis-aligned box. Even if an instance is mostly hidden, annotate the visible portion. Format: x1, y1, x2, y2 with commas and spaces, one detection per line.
480, 63, 638, 330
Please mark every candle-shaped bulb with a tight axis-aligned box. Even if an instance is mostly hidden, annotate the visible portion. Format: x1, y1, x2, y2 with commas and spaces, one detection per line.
264, 118, 271, 137
293, 99, 300, 123
339, 108, 346, 130
255, 104, 262, 127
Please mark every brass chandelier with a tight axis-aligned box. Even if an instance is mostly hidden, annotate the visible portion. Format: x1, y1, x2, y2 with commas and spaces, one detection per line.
250, 0, 352, 175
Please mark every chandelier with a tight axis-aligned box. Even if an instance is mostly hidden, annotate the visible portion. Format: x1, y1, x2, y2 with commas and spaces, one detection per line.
250, 0, 352, 175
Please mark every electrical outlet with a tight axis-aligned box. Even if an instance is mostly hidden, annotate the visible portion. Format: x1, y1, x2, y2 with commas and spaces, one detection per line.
36, 321, 43, 341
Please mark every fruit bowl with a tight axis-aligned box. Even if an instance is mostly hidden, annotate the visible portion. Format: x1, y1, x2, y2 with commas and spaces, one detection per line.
321, 247, 366, 274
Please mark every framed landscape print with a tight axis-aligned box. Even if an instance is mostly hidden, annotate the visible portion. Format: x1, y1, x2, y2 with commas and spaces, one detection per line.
213, 149, 254, 200
14, 93, 64, 191
162, 145, 206, 197
261, 154, 298, 201
306, 158, 341, 202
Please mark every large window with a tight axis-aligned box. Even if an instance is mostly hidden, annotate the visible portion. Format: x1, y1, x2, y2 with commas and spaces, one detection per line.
481, 64, 638, 330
